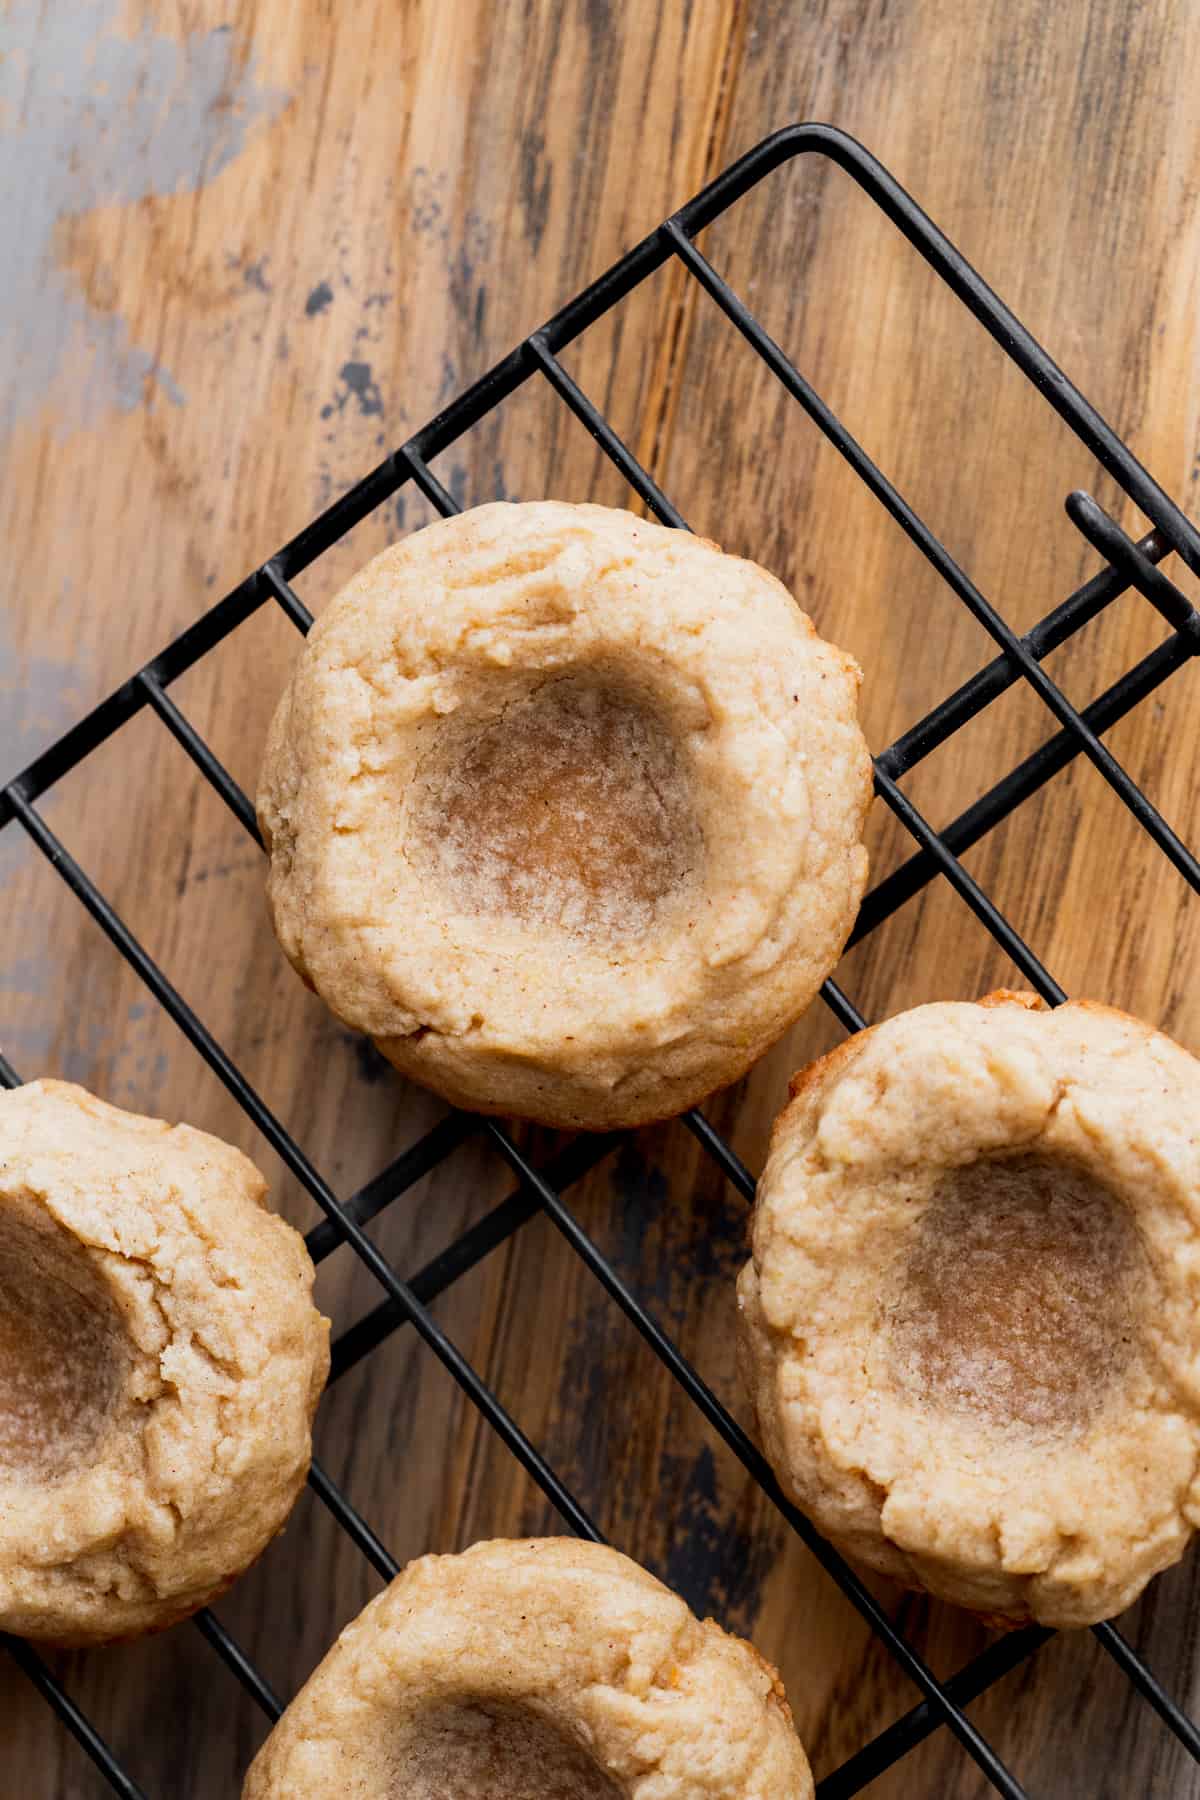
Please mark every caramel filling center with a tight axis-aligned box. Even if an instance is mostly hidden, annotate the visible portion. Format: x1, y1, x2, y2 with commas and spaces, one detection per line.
0, 1206, 127, 1481
388, 1700, 623, 1799
887, 1155, 1145, 1432
408, 674, 701, 941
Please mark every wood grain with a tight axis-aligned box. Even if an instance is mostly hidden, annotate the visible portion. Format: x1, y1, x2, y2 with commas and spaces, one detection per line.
2, 2, 1199, 1795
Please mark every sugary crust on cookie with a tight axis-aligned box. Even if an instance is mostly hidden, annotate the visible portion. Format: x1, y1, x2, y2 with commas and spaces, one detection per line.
739, 993, 1200, 1627
257, 502, 872, 1130
0, 1080, 329, 1645
242, 1537, 813, 1798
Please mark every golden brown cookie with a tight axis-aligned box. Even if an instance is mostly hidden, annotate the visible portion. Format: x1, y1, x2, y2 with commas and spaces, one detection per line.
0, 1080, 329, 1645
242, 1537, 813, 1798
737, 992, 1200, 1628
257, 501, 871, 1130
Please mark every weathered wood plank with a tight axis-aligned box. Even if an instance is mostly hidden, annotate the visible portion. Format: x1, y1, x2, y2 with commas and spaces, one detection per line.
2, 2, 1198, 1795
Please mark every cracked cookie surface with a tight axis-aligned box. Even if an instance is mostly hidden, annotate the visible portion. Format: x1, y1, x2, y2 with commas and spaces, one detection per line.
0, 1080, 329, 1645
257, 501, 871, 1129
737, 992, 1200, 1627
242, 1537, 813, 1798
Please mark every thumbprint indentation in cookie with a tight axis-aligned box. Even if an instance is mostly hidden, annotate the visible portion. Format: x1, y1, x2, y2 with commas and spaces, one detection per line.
0, 1206, 127, 1481
388, 1700, 623, 1799
886, 1154, 1146, 1433
408, 673, 702, 940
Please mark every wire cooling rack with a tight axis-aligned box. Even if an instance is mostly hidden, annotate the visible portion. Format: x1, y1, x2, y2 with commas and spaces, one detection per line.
3, 122, 1200, 1798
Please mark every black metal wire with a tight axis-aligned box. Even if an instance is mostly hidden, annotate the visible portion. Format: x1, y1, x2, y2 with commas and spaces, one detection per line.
854, 626, 1198, 946
1, 1636, 150, 1800
872, 765, 1069, 1005
4, 794, 602, 1547
191, 1611, 283, 1722
398, 447, 460, 517
665, 221, 1200, 902
304, 1112, 476, 1264
816, 1629, 1055, 1800
1064, 495, 1200, 641
305, 1457, 405, 1582
527, 333, 689, 528
137, 671, 262, 845
682, 1106, 757, 1202
873, 528, 1175, 783
261, 560, 314, 632
1092, 1622, 1200, 1763
482, 1118, 1030, 1797
330, 1132, 621, 1381
3, 122, 1200, 1800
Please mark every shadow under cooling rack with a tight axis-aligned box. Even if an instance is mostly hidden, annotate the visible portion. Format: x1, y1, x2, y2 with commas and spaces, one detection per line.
3, 123, 1200, 1799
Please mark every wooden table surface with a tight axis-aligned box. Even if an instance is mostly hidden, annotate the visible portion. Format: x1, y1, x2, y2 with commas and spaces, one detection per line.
3, 2, 1200, 1794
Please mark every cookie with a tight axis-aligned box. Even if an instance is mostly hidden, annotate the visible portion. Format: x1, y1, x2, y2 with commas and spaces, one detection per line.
0, 1080, 329, 1644
737, 992, 1200, 1627
243, 1537, 813, 1797
258, 501, 871, 1129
